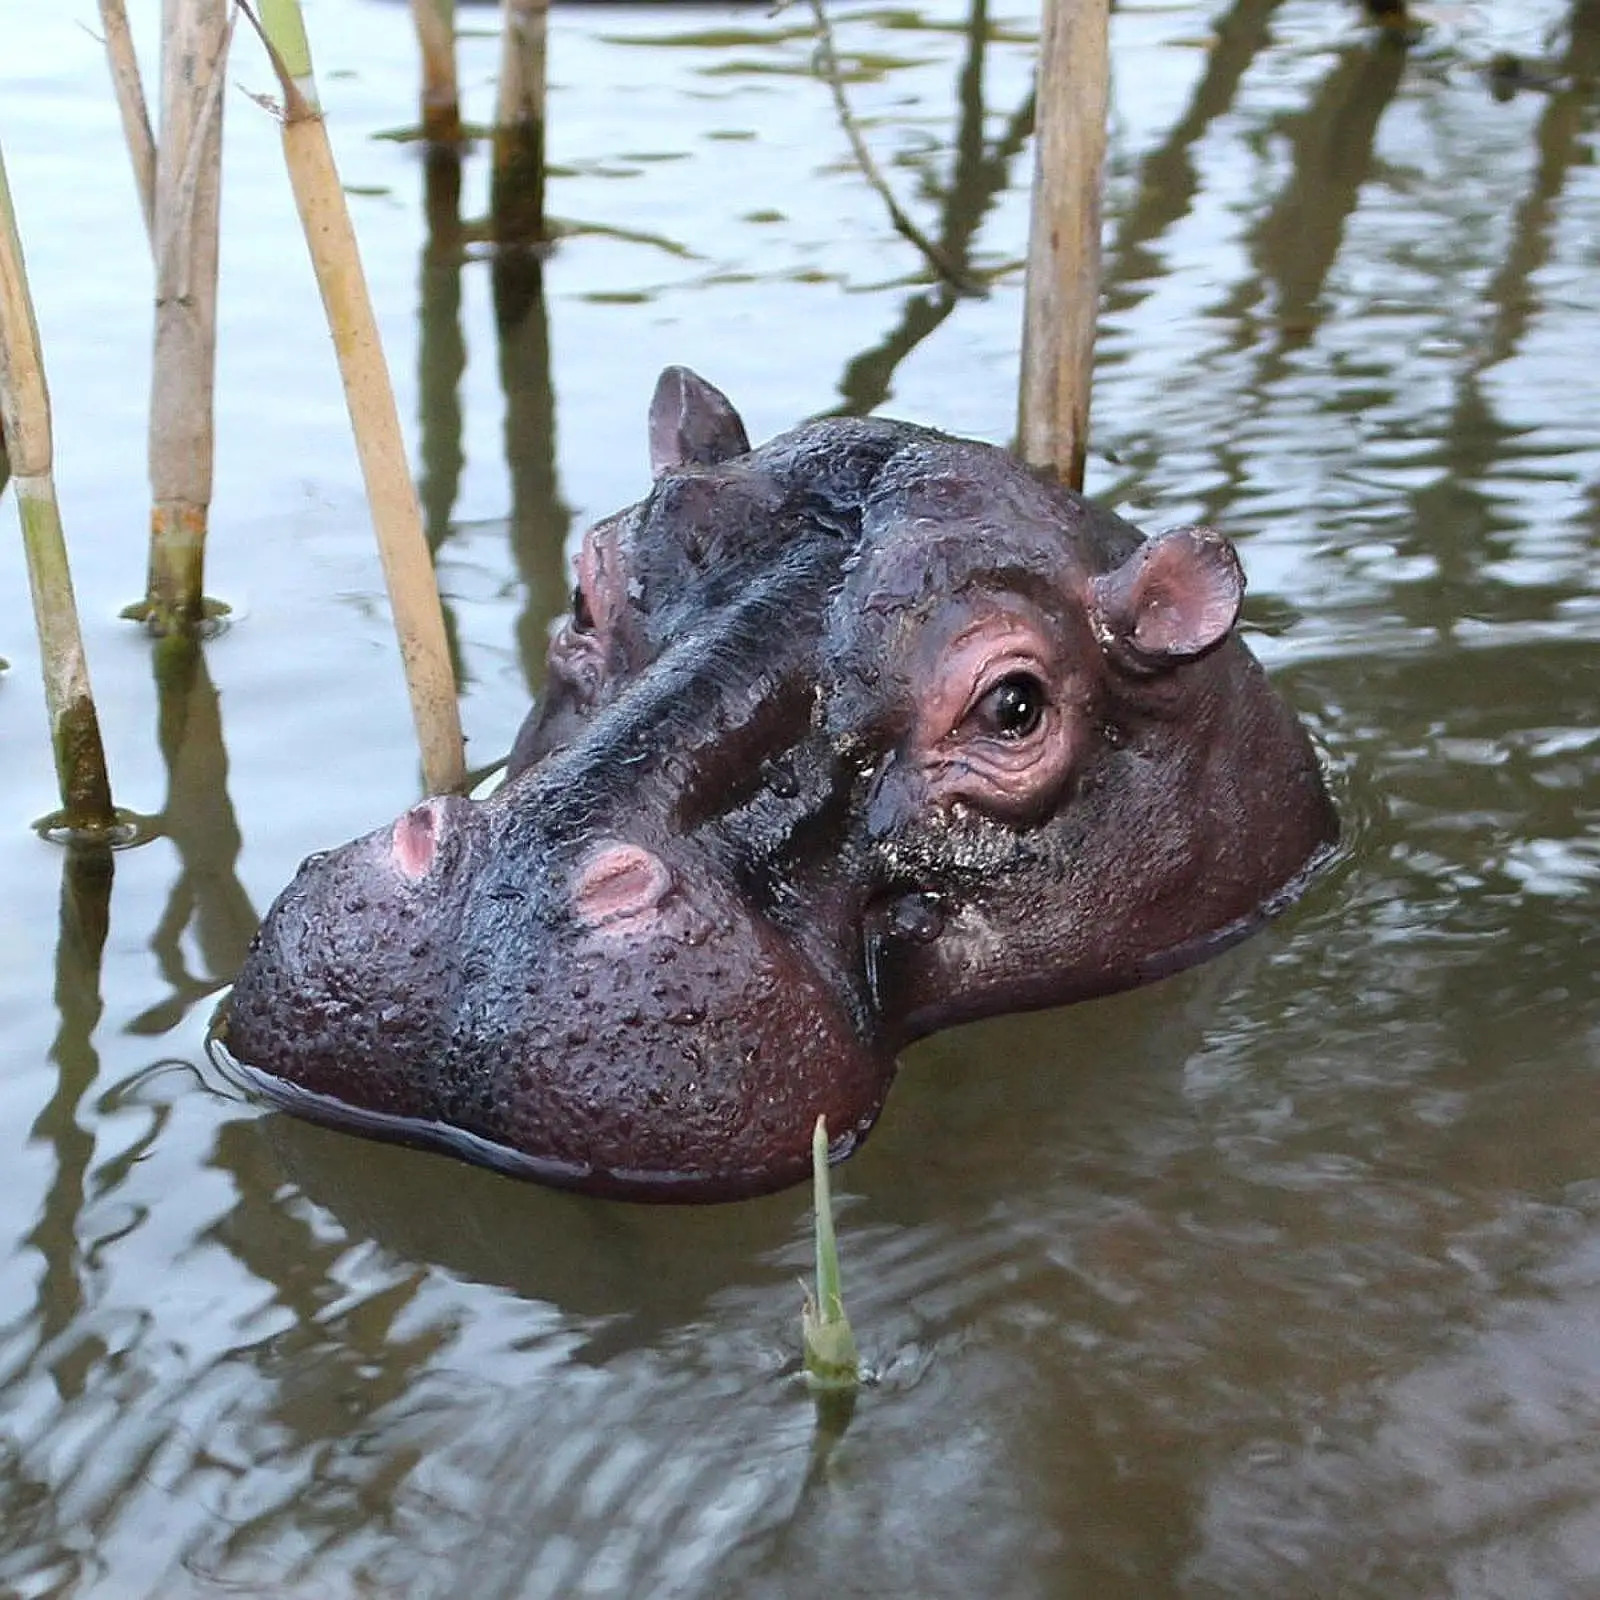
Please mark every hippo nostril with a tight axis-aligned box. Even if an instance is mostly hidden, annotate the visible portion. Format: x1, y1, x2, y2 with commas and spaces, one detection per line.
574, 841, 672, 930
392, 802, 443, 879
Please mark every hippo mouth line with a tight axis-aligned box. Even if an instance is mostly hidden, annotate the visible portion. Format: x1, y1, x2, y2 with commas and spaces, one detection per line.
208, 1017, 879, 1203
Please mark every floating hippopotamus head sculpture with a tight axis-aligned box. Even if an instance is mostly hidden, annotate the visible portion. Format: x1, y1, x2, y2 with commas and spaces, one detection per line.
221, 369, 1337, 1201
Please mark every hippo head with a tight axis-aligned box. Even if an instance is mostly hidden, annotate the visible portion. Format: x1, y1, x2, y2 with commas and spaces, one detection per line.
220, 369, 1337, 1201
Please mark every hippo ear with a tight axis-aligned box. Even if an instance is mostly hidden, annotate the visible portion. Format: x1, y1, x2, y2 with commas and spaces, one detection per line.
1087, 526, 1244, 672
648, 366, 752, 479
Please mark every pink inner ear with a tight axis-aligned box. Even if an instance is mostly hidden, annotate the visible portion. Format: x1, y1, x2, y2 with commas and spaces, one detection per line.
1094, 526, 1243, 663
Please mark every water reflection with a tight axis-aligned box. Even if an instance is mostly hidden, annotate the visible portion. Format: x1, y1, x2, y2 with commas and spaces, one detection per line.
493, 247, 572, 707
0, 847, 111, 1596
128, 639, 258, 1037
1389, 0, 1600, 640
832, 0, 1035, 416
418, 144, 470, 689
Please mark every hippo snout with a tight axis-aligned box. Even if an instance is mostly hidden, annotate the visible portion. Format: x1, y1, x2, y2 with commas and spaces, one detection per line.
224, 810, 894, 1201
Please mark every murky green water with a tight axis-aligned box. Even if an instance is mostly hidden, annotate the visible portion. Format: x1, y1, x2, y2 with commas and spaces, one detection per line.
1, 1, 1596, 1593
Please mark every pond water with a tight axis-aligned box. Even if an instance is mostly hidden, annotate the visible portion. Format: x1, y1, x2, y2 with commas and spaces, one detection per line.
1, 0, 1597, 1593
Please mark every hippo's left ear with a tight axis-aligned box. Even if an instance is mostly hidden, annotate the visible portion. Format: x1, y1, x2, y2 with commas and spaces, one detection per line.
648, 366, 752, 478
1087, 526, 1244, 673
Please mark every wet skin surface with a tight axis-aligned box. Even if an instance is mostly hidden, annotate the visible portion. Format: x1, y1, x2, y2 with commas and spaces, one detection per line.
220, 369, 1337, 1200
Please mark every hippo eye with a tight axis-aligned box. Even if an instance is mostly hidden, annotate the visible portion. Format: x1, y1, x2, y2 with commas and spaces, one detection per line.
571, 585, 595, 634
974, 673, 1045, 740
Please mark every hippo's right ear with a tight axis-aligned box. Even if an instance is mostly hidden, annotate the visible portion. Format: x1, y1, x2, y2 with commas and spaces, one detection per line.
648, 366, 752, 479
1087, 526, 1244, 674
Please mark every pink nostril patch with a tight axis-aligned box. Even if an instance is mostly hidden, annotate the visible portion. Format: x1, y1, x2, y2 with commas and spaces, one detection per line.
392, 804, 440, 879
574, 841, 672, 929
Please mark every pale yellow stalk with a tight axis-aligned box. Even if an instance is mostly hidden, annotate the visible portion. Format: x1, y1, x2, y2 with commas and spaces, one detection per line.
98, 0, 157, 242
411, 0, 461, 144
251, 0, 466, 796
0, 147, 117, 830
493, 0, 549, 246
1017, 0, 1111, 491
145, 0, 230, 633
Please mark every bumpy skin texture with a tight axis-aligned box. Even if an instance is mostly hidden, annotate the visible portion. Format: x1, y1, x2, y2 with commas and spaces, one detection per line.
223, 369, 1338, 1201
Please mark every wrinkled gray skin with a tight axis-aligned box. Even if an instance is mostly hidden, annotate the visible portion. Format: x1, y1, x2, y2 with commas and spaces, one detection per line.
222, 369, 1338, 1201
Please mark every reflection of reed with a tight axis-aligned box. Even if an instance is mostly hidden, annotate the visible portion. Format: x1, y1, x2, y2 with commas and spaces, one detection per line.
28, 847, 113, 1371
831, 0, 1034, 416
0, 848, 112, 1585
417, 145, 469, 690
128, 638, 257, 1034
1231, 35, 1408, 361
494, 250, 572, 710
419, 148, 466, 558
832, 0, 1286, 423
1390, 0, 1600, 633
1103, 0, 1282, 314
1182, 30, 1408, 527
1472, 2, 1600, 374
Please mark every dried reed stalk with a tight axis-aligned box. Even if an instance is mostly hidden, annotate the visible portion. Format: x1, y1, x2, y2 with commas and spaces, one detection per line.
410, 0, 462, 144
1017, 0, 1110, 491
493, 0, 549, 247
0, 147, 117, 830
98, 0, 157, 241
144, 0, 230, 633
249, 0, 466, 796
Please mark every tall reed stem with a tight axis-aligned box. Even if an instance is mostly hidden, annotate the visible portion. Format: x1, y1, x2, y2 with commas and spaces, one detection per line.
0, 147, 117, 832
252, 0, 467, 796
98, 0, 157, 242
410, 0, 462, 144
144, 0, 230, 633
493, 0, 549, 248
1017, 0, 1110, 491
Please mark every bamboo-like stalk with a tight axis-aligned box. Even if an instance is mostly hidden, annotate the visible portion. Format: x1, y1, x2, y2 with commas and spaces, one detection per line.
0, 146, 118, 832
143, 0, 230, 634
1017, 0, 1110, 491
250, 0, 466, 797
410, 0, 461, 144
98, 0, 157, 242
492, 0, 549, 248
